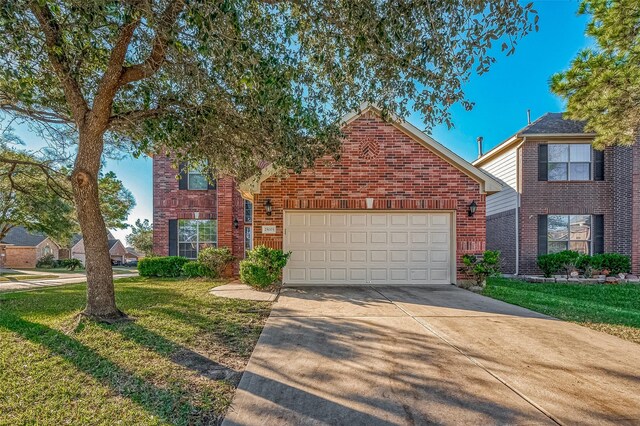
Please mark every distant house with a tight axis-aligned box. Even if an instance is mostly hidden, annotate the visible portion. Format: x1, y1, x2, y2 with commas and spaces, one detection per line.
0, 226, 60, 269
71, 232, 128, 265
124, 247, 141, 263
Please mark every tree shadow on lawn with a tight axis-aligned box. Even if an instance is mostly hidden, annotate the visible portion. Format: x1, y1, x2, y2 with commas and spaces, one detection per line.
0, 311, 219, 425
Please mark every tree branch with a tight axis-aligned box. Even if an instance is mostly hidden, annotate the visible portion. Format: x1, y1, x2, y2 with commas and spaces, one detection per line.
0, 103, 73, 124
119, 0, 185, 85
0, 155, 73, 200
92, 17, 142, 121
108, 107, 167, 130
30, 2, 89, 126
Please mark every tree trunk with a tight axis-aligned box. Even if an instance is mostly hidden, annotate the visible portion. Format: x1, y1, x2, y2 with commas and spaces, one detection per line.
72, 128, 124, 321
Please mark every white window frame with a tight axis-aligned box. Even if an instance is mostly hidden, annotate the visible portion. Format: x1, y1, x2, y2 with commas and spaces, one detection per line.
244, 225, 253, 258
548, 143, 592, 181
178, 219, 217, 259
244, 199, 253, 224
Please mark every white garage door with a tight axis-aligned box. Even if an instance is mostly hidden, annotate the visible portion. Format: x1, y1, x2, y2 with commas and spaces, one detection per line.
283, 211, 452, 285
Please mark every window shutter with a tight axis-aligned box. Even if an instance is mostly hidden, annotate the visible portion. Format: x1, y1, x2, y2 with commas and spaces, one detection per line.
593, 149, 605, 181
538, 144, 548, 181
207, 175, 216, 190
168, 220, 178, 256
593, 215, 604, 254
178, 162, 188, 190
538, 215, 548, 255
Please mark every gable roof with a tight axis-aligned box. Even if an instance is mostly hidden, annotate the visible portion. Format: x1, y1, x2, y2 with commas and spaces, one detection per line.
108, 239, 120, 250
240, 103, 502, 196
1, 226, 50, 247
473, 112, 595, 167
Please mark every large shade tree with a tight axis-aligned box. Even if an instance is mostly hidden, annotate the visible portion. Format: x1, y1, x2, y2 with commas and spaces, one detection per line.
0, 0, 537, 321
551, 0, 640, 148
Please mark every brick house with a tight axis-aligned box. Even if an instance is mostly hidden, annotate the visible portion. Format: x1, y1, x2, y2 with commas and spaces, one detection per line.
0, 226, 60, 269
153, 104, 501, 285
474, 113, 640, 275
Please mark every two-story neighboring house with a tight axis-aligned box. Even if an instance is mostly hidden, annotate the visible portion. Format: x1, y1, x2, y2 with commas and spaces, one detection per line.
474, 113, 640, 275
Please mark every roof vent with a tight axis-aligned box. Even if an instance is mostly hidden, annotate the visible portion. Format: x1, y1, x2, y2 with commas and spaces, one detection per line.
477, 136, 484, 158
527, 109, 531, 125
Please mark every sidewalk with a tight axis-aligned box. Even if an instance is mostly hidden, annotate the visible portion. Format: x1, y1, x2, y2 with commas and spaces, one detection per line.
0, 273, 138, 292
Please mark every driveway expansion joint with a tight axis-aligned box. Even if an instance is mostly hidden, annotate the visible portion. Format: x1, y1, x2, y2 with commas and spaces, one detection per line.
369, 286, 564, 426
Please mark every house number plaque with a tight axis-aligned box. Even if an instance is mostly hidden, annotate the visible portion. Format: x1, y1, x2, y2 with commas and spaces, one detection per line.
262, 225, 277, 234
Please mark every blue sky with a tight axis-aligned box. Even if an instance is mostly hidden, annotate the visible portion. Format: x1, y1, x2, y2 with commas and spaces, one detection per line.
13, 0, 590, 243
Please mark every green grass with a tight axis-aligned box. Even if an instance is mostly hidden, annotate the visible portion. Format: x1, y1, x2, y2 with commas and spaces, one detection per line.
0, 277, 272, 425
484, 277, 640, 343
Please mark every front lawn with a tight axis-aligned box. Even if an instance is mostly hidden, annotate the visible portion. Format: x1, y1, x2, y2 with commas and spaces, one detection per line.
0, 277, 271, 425
484, 277, 640, 344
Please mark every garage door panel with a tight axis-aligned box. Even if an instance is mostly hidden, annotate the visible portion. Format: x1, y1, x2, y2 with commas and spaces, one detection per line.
349, 250, 367, 262
284, 212, 452, 285
329, 214, 348, 226
390, 250, 408, 262
390, 232, 408, 244
330, 232, 347, 244
350, 232, 367, 244
370, 232, 387, 244
329, 250, 347, 262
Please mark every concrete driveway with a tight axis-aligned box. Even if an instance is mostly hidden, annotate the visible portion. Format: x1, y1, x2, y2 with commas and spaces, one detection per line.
223, 285, 640, 425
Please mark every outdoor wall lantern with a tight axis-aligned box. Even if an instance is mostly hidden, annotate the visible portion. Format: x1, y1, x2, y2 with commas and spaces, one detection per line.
468, 200, 477, 217
233, 218, 239, 229
264, 199, 273, 216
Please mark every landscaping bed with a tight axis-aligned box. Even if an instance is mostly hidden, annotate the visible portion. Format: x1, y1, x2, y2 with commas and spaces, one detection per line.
483, 277, 640, 344
0, 277, 272, 425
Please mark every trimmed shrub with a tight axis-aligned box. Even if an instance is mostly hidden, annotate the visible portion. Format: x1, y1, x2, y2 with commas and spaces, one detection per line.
536, 253, 561, 278
182, 261, 212, 278
197, 247, 235, 278
554, 250, 581, 277
36, 254, 57, 268
459, 250, 501, 287
591, 253, 631, 275
239, 246, 291, 289
60, 258, 83, 271
138, 256, 189, 277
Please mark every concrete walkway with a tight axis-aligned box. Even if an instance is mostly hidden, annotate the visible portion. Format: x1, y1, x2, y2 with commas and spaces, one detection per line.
211, 281, 279, 302
224, 285, 640, 426
0, 273, 138, 292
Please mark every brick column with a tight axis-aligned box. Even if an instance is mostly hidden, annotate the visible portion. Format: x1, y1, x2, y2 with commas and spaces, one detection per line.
217, 177, 234, 250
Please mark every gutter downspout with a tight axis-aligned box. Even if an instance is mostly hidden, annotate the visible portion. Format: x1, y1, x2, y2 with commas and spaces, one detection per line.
514, 137, 526, 276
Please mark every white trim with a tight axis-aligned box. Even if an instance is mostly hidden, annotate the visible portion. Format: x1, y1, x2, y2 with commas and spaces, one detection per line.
240, 103, 502, 196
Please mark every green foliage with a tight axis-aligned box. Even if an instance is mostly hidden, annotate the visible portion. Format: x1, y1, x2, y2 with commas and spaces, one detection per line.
138, 256, 189, 278
59, 258, 83, 271
97, 172, 136, 230
197, 247, 235, 278
36, 254, 57, 268
459, 250, 502, 287
0, 138, 134, 244
240, 246, 291, 289
125, 219, 153, 256
537, 251, 631, 277
181, 261, 212, 278
550, 0, 640, 147
0, 1, 537, 181
590, 253, 631, 275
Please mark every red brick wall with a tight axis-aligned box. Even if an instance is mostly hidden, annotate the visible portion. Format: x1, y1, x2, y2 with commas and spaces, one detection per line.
253, 112, 486, 281
5, 247, 38, 268
152, 154, 218, 256
519, 139, 614, 274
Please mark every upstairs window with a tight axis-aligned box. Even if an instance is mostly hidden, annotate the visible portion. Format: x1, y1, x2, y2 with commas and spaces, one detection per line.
188, 168, 209, 190
547, 144, 592, 181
